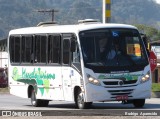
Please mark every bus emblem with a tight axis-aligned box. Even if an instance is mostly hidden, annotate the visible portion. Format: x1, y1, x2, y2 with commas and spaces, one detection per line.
119, 81, 124, 86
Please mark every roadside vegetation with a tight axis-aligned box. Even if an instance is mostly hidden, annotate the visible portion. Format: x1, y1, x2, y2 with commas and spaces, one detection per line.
0, 0, 160, 40
0, 87, 9, 93
152, 83, 160, 92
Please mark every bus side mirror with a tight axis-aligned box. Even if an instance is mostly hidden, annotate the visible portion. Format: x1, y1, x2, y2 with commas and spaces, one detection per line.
141, 34, 148, 49
147, 49, 150, 57
141, 34, 150, 57
142, 36, 148, 49
71, 39, 76, 52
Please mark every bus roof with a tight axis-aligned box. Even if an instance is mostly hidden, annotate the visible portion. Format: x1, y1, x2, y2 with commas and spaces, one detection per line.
9, 23, 138, 35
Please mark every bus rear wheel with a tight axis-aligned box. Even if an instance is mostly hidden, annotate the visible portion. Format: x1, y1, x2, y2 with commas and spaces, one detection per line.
75, 90, 92, 109
31, 90, 49, 107
133, 99, 145, 108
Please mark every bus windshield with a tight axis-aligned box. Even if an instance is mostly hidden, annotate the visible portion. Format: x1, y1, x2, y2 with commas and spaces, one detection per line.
79, 28, 149, 73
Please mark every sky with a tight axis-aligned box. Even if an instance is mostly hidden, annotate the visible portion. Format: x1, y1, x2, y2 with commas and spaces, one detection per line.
155, 0, 160, 4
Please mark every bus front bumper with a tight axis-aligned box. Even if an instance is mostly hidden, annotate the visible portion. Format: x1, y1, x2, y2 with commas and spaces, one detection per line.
85, 80, 151, 102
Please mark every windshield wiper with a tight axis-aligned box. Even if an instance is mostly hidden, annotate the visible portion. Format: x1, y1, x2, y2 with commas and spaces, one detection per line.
86, 62, 104, 66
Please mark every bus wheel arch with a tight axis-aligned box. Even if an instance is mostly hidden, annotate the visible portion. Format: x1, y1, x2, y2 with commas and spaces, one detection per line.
74, 86, 92, 109
28, 85, 34, 98
74, 86, 81, 103
28, 85, 49, 107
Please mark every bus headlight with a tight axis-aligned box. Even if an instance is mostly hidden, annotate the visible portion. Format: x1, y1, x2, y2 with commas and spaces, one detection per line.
140, 71, 150, 83
87, 74, 101, 86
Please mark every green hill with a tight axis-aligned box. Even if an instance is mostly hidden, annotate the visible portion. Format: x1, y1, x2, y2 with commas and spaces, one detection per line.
0, 0, 160, 39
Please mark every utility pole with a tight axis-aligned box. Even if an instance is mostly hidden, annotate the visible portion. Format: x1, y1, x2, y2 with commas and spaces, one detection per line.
37, 9, 58, 21
103, 0, 111, 23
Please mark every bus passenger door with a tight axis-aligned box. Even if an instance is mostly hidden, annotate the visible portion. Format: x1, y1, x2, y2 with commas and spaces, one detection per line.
47, 35, 64, 100
62, 38, 73, 101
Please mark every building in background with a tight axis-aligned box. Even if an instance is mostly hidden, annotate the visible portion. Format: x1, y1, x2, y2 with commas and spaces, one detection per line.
0, 38, 8, 68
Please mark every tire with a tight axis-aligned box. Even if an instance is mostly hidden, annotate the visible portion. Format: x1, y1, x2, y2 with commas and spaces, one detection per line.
133, 99, 145, 108
41, 100, 49, 107
75, 90, 92, 109
31, 90, 49, 107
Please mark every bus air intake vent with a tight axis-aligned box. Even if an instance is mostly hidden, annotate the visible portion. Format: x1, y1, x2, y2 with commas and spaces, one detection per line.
78, 19, 101, 24
108, 89, 134, 99
37, 21, 58, 27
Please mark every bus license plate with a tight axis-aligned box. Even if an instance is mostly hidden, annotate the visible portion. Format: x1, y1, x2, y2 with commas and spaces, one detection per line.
116, 95, 128, 100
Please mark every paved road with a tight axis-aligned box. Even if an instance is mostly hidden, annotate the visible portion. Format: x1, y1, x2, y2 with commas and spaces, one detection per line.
0, 94, 160, 110
0, 94, 160, 116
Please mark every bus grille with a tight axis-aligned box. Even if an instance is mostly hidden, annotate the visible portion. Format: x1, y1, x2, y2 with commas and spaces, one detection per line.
103, 80, 137, 86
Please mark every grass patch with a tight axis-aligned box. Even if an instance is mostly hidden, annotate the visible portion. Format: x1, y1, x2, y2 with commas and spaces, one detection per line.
0, 87, 9, 93
152, 83, 160, 92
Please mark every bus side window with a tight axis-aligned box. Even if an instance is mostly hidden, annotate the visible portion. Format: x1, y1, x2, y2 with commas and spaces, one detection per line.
35, 35, 47, 63
72, 43, 80, 63
9, 36, 14, 63
48, 35, 61, 64
9, 36, 21, 63
21, 36, 33, 63
63, 39, 70, 64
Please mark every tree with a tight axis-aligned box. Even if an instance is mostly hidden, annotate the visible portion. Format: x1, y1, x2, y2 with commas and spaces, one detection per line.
134, 24, 159, 41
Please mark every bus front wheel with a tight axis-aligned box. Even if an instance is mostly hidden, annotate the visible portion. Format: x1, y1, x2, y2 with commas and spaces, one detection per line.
31, 90, 49, 107
133, 99, 145, 108
76, 90, 92, 109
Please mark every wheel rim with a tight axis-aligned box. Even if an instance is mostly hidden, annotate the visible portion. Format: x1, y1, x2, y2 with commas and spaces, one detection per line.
31, 91, 36, 105
77, 92, 84, 107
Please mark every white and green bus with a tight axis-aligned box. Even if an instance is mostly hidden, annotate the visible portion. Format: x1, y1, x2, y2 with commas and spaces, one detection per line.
8, 19, 151, 109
